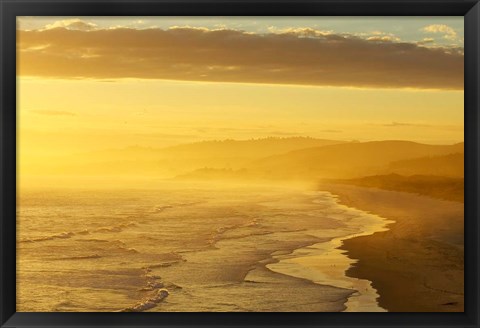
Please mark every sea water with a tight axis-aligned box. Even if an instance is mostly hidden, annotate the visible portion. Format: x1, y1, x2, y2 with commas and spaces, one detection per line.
17, 182, 390, 312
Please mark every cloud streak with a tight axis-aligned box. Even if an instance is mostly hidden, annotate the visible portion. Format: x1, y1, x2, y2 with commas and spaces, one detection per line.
43, 19, 98, 31
18, 26, 464, 89
422, 24, 457, 40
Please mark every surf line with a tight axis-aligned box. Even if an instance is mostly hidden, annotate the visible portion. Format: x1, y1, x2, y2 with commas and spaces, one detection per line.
266, 191, 394, 312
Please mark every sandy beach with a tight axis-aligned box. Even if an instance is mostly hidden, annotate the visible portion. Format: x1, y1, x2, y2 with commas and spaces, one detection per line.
321, 183, 464, 312
17, 182, 464, 312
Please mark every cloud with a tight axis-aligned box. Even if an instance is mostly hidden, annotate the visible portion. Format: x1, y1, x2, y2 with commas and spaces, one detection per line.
31, 110, 77, 116
267, 26, 334, 37
366, 35, 400, 42
18, 26, 464, 90
417, 38, 435, 46
422, 24, 457, 40
43, 19, 98, 31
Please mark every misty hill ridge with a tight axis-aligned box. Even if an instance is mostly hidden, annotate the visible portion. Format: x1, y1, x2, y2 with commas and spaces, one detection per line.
387, 152, 463, 178
33, 137, 348, 176
247, 140, 464, 179
176, 140, 464, 181
160, 137, 347, 157
329, 173, 464, 202
26, 138, 464, 180
78, 137, 346, 161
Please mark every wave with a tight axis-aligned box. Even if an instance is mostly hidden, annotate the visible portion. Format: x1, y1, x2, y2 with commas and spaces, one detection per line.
20, 222, 138, 243
53, 254, 102, 260
154, 205, 174, 213
154, 201, 204, 213
120, 263, 173, 312
119, 289, 169, 312
94, 222, 137, 233
20, 231, 75, 243
266, 191, 392, 312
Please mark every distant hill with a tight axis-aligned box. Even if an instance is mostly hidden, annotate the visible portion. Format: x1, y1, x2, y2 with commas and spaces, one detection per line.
160, 137, 346, 159
327, 174, 464, 202
248, 141, 464, 179
25, 138, 464, 181
175, 168, 249, 181
386, 153, 464, 178
26, 137, 347, 177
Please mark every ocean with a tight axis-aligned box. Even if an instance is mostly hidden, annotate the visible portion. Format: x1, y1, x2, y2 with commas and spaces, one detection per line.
17, 182, 390, 312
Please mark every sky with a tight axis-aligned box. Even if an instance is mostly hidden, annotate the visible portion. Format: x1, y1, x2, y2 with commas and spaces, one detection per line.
17, 16, 464, 48
17, 16, 464, 163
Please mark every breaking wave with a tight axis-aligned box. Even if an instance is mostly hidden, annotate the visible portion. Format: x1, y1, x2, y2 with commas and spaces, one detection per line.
119, 289, 169, 312
20, 222, 138, 243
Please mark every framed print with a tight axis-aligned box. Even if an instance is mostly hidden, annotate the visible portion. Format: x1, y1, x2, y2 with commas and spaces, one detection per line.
1, 0, 479, 327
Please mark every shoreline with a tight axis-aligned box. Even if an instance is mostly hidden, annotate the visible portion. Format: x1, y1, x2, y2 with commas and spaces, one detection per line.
266, 191, 393, 312
321, 183, 464, 312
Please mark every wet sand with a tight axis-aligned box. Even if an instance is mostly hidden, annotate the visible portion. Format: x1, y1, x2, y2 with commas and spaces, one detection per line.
267, 192, 393, 312
321, 183, 464, 312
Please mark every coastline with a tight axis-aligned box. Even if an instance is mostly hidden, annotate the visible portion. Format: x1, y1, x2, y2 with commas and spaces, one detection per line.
17, 183, 464, 312
266, 191, 393, 312
320, 183, 464, 312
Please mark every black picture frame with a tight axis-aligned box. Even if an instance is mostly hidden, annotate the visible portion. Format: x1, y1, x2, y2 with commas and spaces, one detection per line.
1, 0, 479, 327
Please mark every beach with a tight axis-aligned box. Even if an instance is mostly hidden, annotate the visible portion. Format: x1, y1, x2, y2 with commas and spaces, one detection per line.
321, 183, 464, 312
16, 181, 464, 312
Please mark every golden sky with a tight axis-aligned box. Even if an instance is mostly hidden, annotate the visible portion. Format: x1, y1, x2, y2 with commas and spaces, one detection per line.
17, 17, 464, 164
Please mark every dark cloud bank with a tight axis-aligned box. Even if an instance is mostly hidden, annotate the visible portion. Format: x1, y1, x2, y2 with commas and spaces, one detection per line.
18, 27, 464, 89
